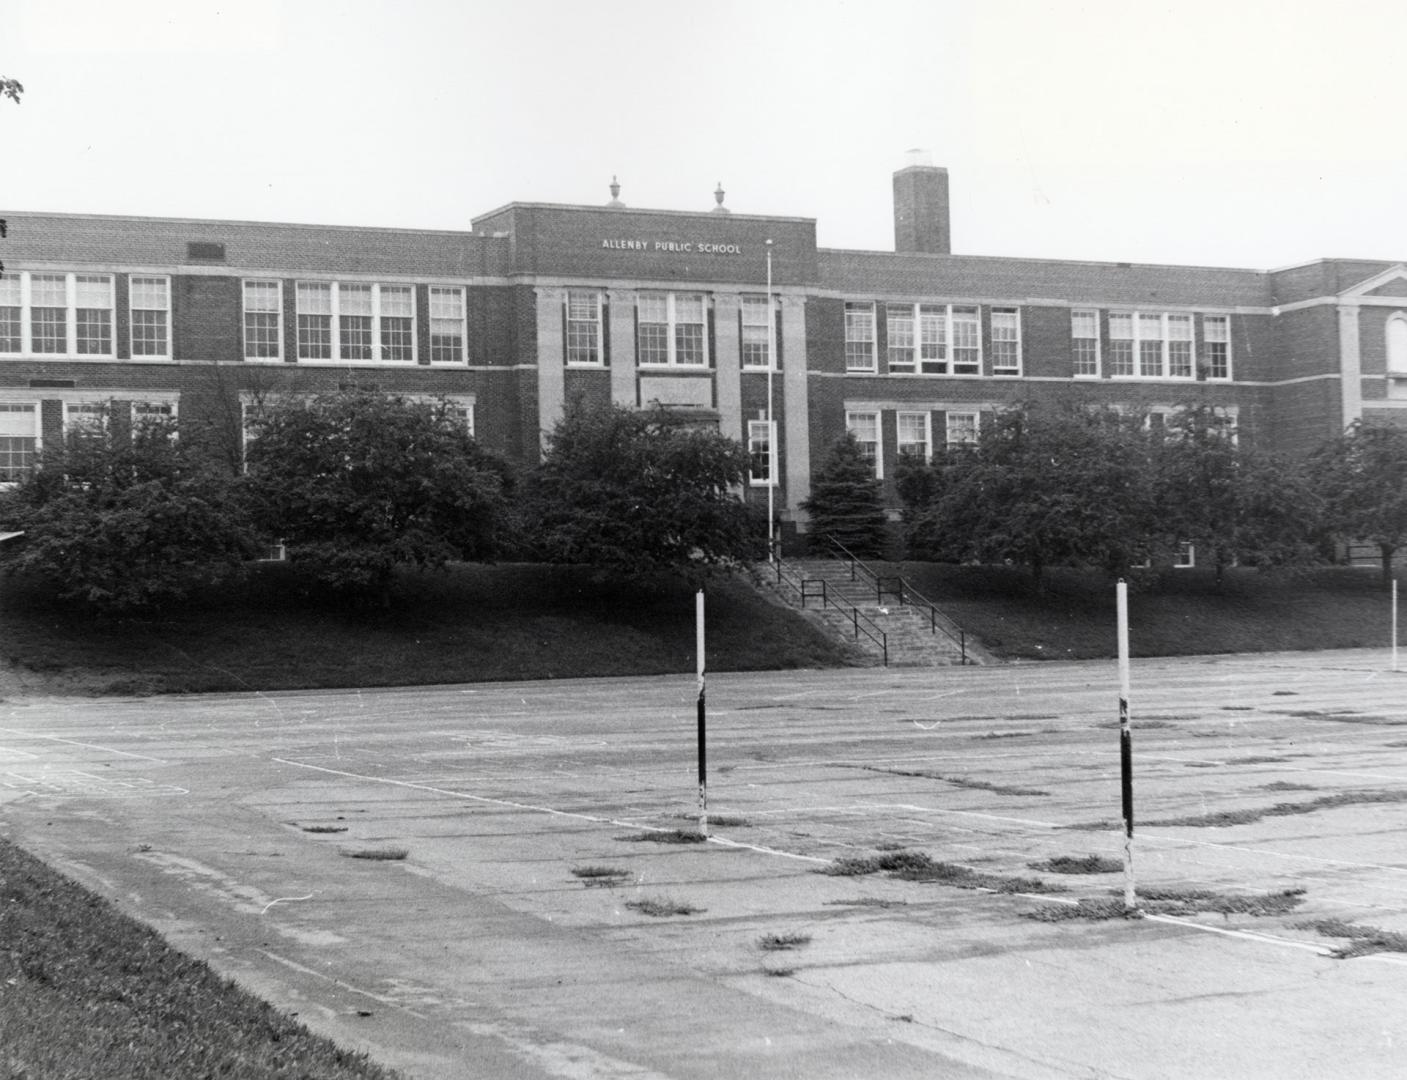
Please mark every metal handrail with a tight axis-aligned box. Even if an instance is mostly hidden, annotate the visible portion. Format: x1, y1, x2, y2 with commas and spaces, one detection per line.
821, 535, 970, 664
769, 556, 888, 666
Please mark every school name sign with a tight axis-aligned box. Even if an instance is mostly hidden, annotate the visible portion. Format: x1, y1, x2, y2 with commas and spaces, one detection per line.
600, 238, 744, 255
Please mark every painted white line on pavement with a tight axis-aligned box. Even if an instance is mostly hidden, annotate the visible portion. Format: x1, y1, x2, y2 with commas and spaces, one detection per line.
0, 727, 167, 763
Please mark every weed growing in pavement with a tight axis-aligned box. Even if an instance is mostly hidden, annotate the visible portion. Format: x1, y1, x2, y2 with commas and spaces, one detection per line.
1025, 887, 1306, 922
571, 865, 632, 886
819, 851, 1065, 893
625, 896, 703, 917
1068, 789, 1407, 830
823, 897, 907, 908
343, 847, 409, 861
1027, 855, 1123, 875
1295, 918, 1407, 958
299, 825, 348, 834
617, 829, 706, 844
758, 932, 812, 951
1261, 781, 1317, 792
671, 813, 752, 827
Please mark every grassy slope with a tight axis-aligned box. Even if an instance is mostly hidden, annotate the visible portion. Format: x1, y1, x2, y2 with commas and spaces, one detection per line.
898, 563, 1399, 661
0, 840, 400, 1080
0, 563, 859, 695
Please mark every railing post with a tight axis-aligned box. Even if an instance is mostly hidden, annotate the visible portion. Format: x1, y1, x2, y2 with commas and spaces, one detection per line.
960, 629, 966, 665
882, 632, 888, 667
852, 608, 858, 638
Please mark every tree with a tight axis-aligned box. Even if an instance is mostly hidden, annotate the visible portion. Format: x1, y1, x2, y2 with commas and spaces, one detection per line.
244, 391, 510, 601
0, 411, 258, 613
1310, 420, 1407, 585
802, 433, 889, 559
0, 77, 20, 105
1154, 407, 1321, 585
521, 400, 758, 581
901, 402, 1158, 589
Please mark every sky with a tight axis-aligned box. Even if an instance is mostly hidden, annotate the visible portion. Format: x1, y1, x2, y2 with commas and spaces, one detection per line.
5, 0, 1407, 270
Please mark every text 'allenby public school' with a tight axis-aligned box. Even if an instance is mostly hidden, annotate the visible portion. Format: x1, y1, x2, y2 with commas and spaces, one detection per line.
600, 238, 743, 255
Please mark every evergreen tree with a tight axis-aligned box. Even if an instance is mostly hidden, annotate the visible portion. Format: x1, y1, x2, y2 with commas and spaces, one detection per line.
802, 433, 889, 559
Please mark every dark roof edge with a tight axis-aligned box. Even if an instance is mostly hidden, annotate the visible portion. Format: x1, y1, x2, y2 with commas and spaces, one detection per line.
471, 201, 816, 228
819, 246, 1268, 276
0, 209, 498, 241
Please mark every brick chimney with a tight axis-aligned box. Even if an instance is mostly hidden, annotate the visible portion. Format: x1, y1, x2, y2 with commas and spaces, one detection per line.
893, 150, 950, 255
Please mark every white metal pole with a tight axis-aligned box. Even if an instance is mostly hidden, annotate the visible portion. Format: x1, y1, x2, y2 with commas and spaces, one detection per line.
696, 588, 707, 836
766, 239, 776, 563
1117, 580, 1136, 912
1394, 579, 1399, 673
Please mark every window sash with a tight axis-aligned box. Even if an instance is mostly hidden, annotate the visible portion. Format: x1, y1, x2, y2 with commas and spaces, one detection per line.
846, 411, 882, 477
845, 303, 876, 372
1072, 310, 1100, 377
991, 308, 1020, 375
637, 293, 708, 366
747, 419, 775, 484
430, 286, 466, 363
296, 282, 419, 363
741, 296, 772, 369
0, 272, 115, 357
130, 276, 170, 358
945, 411, 979, 447
896, 412, 930, 461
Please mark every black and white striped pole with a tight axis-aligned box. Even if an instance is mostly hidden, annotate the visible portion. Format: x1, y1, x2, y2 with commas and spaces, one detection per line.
1117, 579, 1137, 913
696, 588, 708, 837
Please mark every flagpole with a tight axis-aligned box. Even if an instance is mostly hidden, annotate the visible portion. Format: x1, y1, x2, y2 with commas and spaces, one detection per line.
766, 239, 775, 562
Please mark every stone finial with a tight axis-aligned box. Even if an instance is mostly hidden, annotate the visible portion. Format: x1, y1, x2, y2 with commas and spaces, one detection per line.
607, 176, 625, 209
712, 182, 730, 214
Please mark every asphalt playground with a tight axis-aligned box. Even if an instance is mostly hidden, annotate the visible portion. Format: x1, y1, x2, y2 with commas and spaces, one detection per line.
3, 650, 1407, 1079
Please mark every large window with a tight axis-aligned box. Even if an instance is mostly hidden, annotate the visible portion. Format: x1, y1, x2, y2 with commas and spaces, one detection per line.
1072, 309, 1100, 377
0, 402, 39, 482
0, 271, 114, 357
896, 411, 931, 461
295, 281, 417, 363
130, 276, 171, 358
945, 411, 979, 448
430, 287, 466, 364
883, 303, 980, 375
1107, 311, 1202, 380
991, 308, 1021, 376
845, 302, 876, 372
1202, 315, 1231, 379
566, 290, 602, 366
741, 296, 773, 369
638, 292, 707, 366
846, 410, 882, 477
243, 280, 283, 360
747, 419, 776, 484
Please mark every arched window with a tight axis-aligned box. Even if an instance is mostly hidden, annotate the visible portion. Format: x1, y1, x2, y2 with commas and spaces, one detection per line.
1388, 313, 1407, 376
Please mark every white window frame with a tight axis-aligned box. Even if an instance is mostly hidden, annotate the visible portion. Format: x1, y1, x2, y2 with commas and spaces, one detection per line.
1173, 541, 1196, 568
845, 302, 877, 372
637, 292, 708, 367
0, 400, 42, 484
429, 286, 467, 365
896, 411, 932, 462
62, 399, 110, 436
740, 295, 774, 370
1108, 311, 1200, 381
129, 275, 172, 360
295, 281, 418, 365
883, 303, 982, 376
242, 279, 284, 361
991, 307, 1022, 376
747, 419, 776, 485
131, 399, 179, 432
1202, 314, 1232, 380
1071, 309, 1101, 378
0, 271, 115, 359
945, 410, 980, 448
565, 289, 603, 367
845, 410, 882, 478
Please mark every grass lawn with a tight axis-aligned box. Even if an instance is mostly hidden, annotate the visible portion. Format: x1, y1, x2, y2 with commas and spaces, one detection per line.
898, 562, 1402, 661
0, 562, 858, 696
0, 839, 401, 1080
